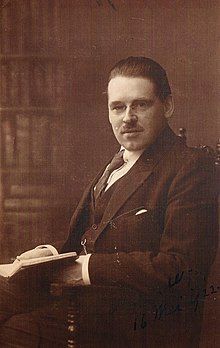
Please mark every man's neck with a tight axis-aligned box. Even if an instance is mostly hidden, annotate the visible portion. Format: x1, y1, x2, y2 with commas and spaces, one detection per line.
120, 146, 145, 163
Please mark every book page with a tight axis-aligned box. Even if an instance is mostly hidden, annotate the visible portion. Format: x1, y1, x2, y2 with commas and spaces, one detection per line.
0, 252, 77, 278
0, 264, 16, 277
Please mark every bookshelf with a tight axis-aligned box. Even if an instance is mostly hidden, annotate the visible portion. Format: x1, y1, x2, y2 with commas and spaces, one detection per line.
0, 1, 73, 261
0, 55, 70, 261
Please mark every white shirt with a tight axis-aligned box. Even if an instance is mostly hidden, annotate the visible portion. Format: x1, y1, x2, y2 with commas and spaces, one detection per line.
105, 147, 144, 191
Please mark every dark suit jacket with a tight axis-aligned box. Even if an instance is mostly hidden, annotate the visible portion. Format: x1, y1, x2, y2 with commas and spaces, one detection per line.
62, 126, 218, 347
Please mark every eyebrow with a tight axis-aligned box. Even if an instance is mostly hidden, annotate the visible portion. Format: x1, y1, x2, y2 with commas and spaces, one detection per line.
132, 98, 155, 103
109, 101, 124, 108
109, 97, 155, 108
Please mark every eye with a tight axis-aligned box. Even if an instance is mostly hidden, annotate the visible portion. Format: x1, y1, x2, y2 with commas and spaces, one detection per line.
131, 100, 153, 111
138, 101, 147, 108
112, 104, 125, 112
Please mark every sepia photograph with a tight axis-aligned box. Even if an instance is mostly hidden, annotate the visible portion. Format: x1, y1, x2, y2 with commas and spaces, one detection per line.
0, 0, 219, 347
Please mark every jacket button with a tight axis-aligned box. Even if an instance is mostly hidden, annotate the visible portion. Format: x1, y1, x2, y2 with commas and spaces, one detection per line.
92, 224, 98, 230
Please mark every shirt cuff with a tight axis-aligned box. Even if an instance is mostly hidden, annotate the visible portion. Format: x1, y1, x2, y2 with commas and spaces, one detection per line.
81, 254, 92, 285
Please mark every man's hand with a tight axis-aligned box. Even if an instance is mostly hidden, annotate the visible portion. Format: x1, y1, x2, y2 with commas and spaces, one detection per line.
17, 248, 52, 260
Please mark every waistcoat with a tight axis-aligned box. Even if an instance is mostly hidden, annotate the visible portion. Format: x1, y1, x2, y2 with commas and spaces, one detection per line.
80, 179, 121, 254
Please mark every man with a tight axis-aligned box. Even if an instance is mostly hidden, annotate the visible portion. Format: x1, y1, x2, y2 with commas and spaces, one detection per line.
0, 57, 218, 347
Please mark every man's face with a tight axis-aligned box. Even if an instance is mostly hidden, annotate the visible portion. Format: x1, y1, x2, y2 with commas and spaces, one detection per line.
108, 76, 172, 151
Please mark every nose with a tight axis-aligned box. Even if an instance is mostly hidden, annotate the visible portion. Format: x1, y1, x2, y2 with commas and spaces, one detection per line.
122, 106, 137, 123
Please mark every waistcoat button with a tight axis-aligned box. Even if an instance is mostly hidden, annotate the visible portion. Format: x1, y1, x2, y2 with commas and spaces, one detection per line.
92, 224, 98, 230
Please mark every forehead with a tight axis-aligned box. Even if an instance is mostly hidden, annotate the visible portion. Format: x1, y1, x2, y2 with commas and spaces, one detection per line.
108, 76, 156, 103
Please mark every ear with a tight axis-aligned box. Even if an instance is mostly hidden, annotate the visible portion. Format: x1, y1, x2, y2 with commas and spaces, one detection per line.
163, 95, 174, 119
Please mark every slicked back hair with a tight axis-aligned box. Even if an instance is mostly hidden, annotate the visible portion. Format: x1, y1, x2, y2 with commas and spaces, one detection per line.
108, 56, 171, 101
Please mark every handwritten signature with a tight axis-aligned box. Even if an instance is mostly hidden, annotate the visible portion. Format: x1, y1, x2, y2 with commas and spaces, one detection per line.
133, 283, 219, 330
133, 268, 220, 331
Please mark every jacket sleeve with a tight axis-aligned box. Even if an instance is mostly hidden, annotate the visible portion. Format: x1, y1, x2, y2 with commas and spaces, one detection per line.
88, 151, 219, 296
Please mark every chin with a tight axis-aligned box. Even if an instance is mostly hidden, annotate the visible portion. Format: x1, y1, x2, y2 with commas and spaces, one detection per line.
122, 142, 145, 151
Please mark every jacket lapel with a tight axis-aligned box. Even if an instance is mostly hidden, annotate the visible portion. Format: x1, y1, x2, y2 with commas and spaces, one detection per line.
101, 152, 156, 225
69, 160, 108, 228
62, 162, 109, 251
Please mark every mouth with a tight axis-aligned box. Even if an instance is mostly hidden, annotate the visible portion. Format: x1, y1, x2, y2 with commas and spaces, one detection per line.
121, 130, 143, 139
121, 129, 142, 134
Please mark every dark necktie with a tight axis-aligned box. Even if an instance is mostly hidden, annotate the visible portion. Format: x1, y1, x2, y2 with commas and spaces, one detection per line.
94, 150, 125, 201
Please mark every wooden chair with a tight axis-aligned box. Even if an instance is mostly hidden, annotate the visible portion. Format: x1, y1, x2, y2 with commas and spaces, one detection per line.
178, 127, 220, 166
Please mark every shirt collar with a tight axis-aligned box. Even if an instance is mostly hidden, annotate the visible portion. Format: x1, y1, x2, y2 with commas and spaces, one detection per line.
120, 146, 145, 164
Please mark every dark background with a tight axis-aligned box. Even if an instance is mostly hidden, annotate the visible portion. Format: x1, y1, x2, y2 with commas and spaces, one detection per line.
0, 0, 219, 346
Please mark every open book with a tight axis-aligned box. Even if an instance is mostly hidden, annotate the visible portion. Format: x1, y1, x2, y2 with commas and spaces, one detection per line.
0, 251, 77, 278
